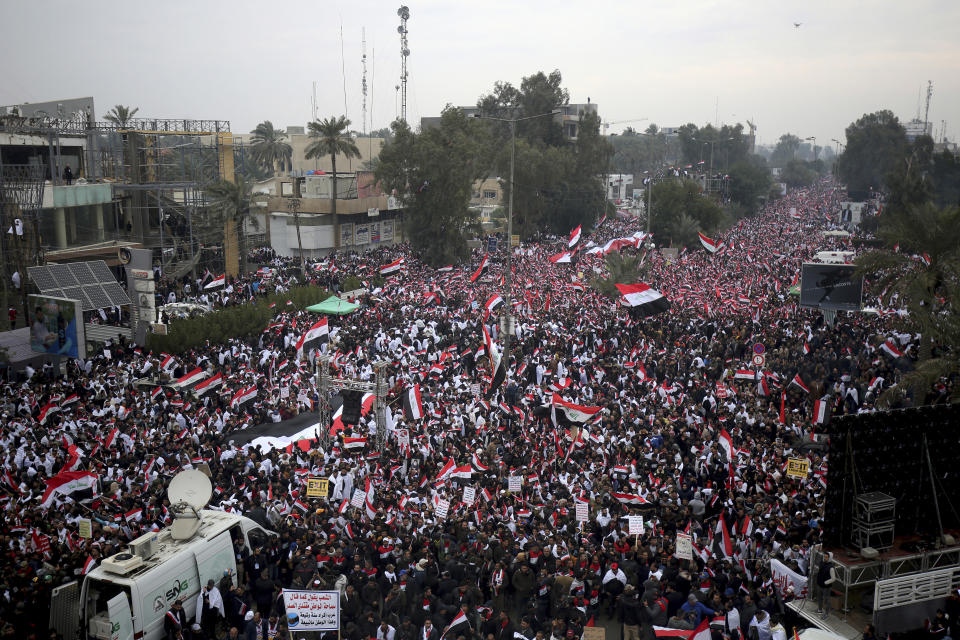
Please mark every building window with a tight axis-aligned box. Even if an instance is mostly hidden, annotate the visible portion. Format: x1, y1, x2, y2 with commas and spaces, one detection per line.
483, 190, 497, 199
612, 186, 619, 197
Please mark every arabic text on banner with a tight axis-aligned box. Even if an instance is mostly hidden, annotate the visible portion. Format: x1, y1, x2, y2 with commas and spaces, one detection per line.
282, 589, 341, 631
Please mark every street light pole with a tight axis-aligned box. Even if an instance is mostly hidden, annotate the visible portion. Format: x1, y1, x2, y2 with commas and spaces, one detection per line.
475, 109, 559, 371
806, 136, 818, 162
504, 117, 516, 366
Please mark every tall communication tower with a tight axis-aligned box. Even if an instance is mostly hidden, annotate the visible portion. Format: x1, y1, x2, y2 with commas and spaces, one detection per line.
361, 28, 369, 135
923, 80, 933, 135
397, 5, 410, 123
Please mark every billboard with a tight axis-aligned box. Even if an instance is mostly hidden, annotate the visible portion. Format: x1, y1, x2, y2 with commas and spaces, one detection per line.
355, 223, 369, 245
340, 222, 354, 247
800, 263, 863, 311
381, 219, 394, 243
29, 295, 85, 358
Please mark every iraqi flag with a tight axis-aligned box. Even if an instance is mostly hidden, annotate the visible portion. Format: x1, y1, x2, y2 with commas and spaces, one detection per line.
204, 274, 226, 289
716, 513, 734, 559
813, 396, 831, 425
880, 339, 903, 358
82, 556, 96, 575
470, 254, 489, 283
551, 393, 601, 423
403, 384, 424, 421
733, 369, 756, 381
698, 231, 720, 254
380, 257, 405, 276
62, 393, 79, 407
38, 402, 60, 425
41, 471, 98, 508
446, 609, 470, 634
194, 373, 223, 395
437, 265, 454, 273
569, 225, 582, 248
548, 250, 574, 264
482, 325, 506, 395
175, 367, 207, 388
295, 317, 329, 358
615, 283, 670, 317
789, 374, 810, 394
484, 294, 504, 315
343, 436, 368, 449
611, 493, 649, 506
718, 429, 734, 463
230, 386, 257, 408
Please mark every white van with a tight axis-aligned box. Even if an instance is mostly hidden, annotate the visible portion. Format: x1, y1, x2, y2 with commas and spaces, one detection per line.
50, 472, 274, 640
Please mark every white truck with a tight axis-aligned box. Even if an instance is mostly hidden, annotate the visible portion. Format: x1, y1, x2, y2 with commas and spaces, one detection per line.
50, 471, 275, 640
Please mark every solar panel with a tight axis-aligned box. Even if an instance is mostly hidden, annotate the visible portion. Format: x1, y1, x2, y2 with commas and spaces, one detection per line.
61, 286, 93, 310
28, 266, 58, 292
69, 262, 98, 285
101, 282, 131, 306
88, 261, 116, 282
48, 263, 80, 287
83, 285, 112, 310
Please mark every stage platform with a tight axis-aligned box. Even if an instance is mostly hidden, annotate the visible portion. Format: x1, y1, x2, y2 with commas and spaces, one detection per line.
787, 599, 861, 640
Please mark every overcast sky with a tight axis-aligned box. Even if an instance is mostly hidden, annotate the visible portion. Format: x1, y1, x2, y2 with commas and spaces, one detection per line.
2, 0, 958, 149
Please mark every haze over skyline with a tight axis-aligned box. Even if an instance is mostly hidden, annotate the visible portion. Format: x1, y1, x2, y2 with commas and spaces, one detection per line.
2, 0, 958, 149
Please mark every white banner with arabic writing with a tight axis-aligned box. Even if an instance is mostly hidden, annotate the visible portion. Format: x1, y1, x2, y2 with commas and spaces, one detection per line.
282, 589, 340, 631
769, 559, 808, 599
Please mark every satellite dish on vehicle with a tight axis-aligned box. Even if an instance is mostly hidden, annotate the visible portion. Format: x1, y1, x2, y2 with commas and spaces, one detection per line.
168, 469, 212, 511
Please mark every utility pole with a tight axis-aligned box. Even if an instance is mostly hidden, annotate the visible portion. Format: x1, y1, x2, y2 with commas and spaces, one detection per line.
287, 196, 305, 274
474, 109, 559, 369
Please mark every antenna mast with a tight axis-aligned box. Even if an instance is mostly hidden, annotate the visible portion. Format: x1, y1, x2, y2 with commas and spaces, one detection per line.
397, 6, 410, 123
924, 80, 933, 136
361, 28, 368, 136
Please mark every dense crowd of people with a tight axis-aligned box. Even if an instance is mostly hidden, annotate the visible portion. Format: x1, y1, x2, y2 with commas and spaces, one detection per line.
2, 178, 945, 640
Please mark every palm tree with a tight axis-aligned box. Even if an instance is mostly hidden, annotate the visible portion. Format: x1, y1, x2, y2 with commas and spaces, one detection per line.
205, 176, 258, 276
104, 105, 139, 127
305, 116, 361, 222
249, 121, 293, 176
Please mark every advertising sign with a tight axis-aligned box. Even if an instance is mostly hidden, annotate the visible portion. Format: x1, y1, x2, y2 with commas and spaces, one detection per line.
355, 224, 370, 246
340, 222, 354, 247
29, 295, 85, 358
381, 220, 394, 243
800, 263, 863, 312
282, 589, 340, 631
370, 221, 381, 244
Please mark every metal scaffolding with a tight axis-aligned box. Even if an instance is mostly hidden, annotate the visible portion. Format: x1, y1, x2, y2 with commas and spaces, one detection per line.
316, 356, 391, 449
0, 164, 45, 329
0, 113, 236, 278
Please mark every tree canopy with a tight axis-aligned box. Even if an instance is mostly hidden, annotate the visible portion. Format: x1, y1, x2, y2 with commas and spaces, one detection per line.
249, 121, 292, 176
676, 122, 751, 170
650, 179, 724, 248
375, 109, 489, 266
836, 110, 908, 199
104, 105, 139, 127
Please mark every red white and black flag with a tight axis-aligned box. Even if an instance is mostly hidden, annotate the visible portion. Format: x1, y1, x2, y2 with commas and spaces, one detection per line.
403, 384, 424, 421
482, 324, 506, 396
615, 283, 671, 317
698, 231, 720, 254
551, 393, 601, 423
484, 294, 504, 315
295, 317, 329, 358
813, 396, 832, 425
569, 225, 582, 248
789, 374, 810, 394
470, 254, 489, 283
380, 257, 405, 276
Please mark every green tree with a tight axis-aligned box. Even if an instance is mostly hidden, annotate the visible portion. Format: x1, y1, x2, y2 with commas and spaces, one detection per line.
104, 105, 139, 127
780, 158, 818, 188
650, 179, 724, 247
249, 121, 293, 176
726, 155, 772, 214
770, 133, 802, 167
306, 116, 362, 222
837, 110, 908, 199
376, 110, 490, 266
592, 252, 648, 299
204, 176, 257, 275
676, 123, 751, 169
854, 203, 960, 406
477, 70, 610, 237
